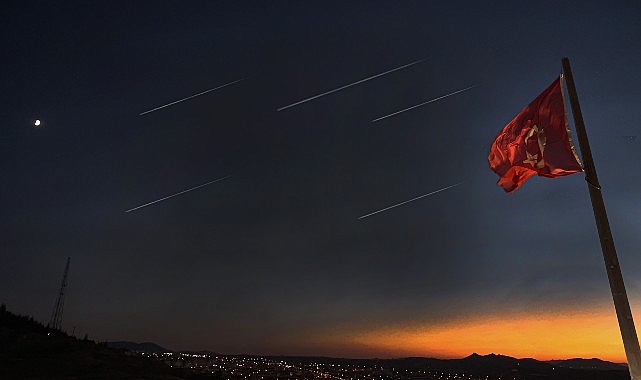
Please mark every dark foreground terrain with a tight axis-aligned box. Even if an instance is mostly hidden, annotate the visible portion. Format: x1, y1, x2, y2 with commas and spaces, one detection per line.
0, 305, 208, 379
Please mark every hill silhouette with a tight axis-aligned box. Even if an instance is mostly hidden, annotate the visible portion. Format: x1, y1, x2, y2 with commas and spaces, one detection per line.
106, 341, 172, 353
1, 303, 632, 379
548, 357, 628, 371
0, 304, 207, 379
275, 353, 631, 380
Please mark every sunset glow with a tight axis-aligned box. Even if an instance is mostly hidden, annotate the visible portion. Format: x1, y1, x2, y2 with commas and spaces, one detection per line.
313, 306, 632, 363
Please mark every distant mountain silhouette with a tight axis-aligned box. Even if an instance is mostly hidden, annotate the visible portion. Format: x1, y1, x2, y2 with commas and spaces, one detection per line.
277, 353, 631, 380
548, 358, 628, 371
409, 353, 629, 379
107, 340, 172, 353
451, 352, 552, 375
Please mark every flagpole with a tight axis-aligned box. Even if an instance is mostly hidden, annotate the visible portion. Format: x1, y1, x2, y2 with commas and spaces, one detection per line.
562, 57, 641, 379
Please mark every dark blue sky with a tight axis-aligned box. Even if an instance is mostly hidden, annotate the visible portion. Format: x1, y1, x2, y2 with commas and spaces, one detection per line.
2, 1, 640, 358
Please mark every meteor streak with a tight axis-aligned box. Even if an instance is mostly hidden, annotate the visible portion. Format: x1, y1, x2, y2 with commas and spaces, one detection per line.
371, 85, 476, 122
358, 182, 462, 220
139, 79, 245, 115
277, 59, 425, 111
125, 175, 231, 213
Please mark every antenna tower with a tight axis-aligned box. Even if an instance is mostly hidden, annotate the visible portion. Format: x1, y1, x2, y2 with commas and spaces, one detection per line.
48, 257, 70, 330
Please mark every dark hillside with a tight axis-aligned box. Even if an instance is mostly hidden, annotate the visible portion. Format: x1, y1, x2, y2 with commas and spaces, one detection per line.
106, 340, 172, 353
0, 304, 205, 380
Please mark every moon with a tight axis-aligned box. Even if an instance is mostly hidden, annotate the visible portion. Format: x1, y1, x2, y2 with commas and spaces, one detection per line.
34, 119, 41, 127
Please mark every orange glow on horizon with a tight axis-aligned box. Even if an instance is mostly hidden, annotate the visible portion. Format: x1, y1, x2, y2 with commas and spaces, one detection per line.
312, 306, 632, 363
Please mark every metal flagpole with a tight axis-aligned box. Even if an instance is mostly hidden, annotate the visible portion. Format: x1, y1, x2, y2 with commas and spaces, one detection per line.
562, 57, 641, 379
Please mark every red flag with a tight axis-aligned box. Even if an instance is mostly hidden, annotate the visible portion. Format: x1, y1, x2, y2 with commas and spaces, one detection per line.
488, 76, 583, 193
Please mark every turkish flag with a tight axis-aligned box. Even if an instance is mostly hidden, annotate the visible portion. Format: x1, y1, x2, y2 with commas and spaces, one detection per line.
488, 76, 583, 193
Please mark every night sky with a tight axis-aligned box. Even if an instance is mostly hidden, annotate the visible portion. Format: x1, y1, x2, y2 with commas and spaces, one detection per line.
2, 1, 641, 362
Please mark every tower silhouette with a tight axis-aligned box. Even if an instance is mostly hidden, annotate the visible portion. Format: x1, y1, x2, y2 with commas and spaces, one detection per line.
48, 257, 70, 330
